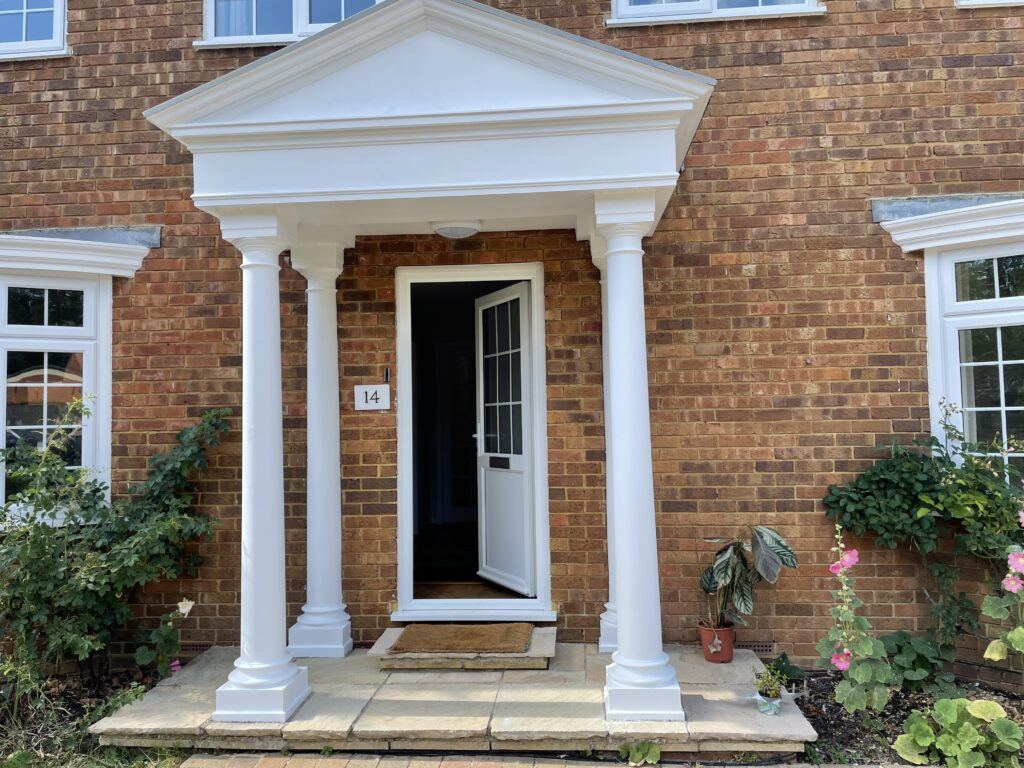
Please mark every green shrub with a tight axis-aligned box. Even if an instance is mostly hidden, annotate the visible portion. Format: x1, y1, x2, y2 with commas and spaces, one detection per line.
880, 631, 956, 695
893, 698, 1022, 768
0, 408, 230, 666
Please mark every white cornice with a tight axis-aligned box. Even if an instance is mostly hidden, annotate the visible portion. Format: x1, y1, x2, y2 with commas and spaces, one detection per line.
0, 234, 151, 277
881, 198, 1024, 253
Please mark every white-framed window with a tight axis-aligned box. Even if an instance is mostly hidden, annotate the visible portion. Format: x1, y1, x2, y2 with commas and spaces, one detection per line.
927, 241, 1024, 472
0, 273, 112, 503
606, 0, 825, 26
198, 0, 377, 47
955, 0, 1023, 7
0, 0, 66, 60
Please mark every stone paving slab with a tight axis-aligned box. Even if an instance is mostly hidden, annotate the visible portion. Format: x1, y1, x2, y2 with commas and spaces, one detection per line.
682, 692, 817, 743
490, 683, 607, 741
351, 683, 499, 740
90, 684, 215, 735
282, 684, 379, 740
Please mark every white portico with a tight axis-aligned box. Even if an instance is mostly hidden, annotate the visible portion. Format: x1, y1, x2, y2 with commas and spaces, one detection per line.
145, 0, 714, 724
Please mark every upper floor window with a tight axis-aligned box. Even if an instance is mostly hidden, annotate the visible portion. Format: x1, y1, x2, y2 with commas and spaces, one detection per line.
607, 0, 825, 25
0, 0, 66, 60
201, 0, 376, 46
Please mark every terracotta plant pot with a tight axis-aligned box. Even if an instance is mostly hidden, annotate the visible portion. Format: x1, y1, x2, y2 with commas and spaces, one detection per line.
698, 622, 735, 663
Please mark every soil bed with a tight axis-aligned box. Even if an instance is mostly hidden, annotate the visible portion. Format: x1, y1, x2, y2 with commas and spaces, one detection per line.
800, 671, 1024, 765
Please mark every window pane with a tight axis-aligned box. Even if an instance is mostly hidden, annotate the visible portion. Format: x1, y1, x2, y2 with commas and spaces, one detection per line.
25, 10, 51, 40
499, 404, 511, 454
48, 289, 84, 327
344, 0, 374, 16
965, 410, 1001, 444
8, 287, 44, 325
310, 0, 340, 22
0, 0, 23, 12
1003, 326, 1024, 361
54, 431, 82, 466
485, 356, 497, 403
27, 0, 53, 8
256, 0, 292, 34
959, 327, 997, 363
955, 259, 995, 301
6, 387, 42, 427
1007, 412, 1024, 443
215, 0, 252, 36
498, 353, 510, 402
511, 404, 522, 455
7, 351, 45, 384
998, 255, 1024, 299
511, 351, 521, 401
46, 386, 82, 425
961, 365, 1000, 408
718, 0, 759, 7
0, 13, 21, 43
1004, 365, 1024, 407
496, 302, 509, 353
485, 405, 498, 453
483, 307, 496, 355
47, 352, 84, 383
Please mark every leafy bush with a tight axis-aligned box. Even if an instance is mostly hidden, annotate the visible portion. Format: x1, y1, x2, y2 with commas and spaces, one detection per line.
755, 666, 786, 699
134, 599, 195, 679
880, 631, 956, 694
893, 698, 1022, 768
980, 541, 1024, 688
0, 408, 230, 666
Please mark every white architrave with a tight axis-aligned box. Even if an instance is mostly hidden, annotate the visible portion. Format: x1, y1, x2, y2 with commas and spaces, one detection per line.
0, 234, 150, 277
594, 191, 683, 722
288, 239, 354, 658
880, 198, 1024, 254
213, 211, 311, 723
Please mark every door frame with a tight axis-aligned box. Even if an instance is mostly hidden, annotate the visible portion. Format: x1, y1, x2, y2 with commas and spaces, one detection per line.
392, 262, 555, 622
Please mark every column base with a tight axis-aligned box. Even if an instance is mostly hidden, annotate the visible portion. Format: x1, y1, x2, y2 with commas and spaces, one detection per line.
287, 620, 353, 658
598, 604, 618, 653
604, 679, 685, 722
213, 665, 310, 723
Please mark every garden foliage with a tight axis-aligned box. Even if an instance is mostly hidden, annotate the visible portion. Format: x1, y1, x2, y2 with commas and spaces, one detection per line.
893, 698, 1022, 768
0, 407, 230, 665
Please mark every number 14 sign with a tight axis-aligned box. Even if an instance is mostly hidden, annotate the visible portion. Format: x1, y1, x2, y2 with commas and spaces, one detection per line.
354, 384, 390, 411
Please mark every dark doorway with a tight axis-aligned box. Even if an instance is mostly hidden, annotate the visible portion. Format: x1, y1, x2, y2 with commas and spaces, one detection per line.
410, 281, 523, 600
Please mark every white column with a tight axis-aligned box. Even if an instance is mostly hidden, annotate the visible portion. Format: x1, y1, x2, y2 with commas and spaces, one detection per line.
288, 243, 353, 658
596, 193, 683, 722
593, 244, 618, 654
213, 220, 310, 723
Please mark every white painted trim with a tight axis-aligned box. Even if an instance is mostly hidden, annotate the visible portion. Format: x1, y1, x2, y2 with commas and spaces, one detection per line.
0, 235, 150, 278
881, 198, 1024, 253
393, 262, 552, 622
606, 0, 825, 25
955, 0, 1024, 7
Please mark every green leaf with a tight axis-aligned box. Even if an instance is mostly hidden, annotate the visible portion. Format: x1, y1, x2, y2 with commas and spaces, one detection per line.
850, 661, 874, 684
1006, 626, 1024, 653
991, 718, 1022, 749
894, 734, 931, 764
956, 751, 985, 768
750, 531, 783, 584
909, 718, 936, 746
981, 595, 1011, 620
966, 700, 1006, 723
134, 646, 156, 666
933, 699, 962, 728
870, 683, 890, 711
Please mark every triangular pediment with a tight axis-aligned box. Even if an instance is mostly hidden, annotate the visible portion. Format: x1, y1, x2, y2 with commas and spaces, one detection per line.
146, 0, 714, 133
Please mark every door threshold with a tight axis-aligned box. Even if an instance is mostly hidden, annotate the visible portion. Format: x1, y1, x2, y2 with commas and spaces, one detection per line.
391, 598, 556, 623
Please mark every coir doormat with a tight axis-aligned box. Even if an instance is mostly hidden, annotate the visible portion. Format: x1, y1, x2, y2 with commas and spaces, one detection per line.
387, 622, 533, 654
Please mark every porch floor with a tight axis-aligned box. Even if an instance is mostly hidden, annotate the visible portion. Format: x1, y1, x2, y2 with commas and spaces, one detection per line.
91, 643, 817, 755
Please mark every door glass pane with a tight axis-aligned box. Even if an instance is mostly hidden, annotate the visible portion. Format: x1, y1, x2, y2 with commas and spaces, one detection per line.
8, 288, 44, 326
215, 0, 253, 35
498, 353, 510, 402
48, 290, 84, 327
509, 298, 520, 349
959, 327, 997, 363
483, 307, 496, 355
961, 365, 999, 408
310, 0, 340, 22
496, 302, 509, 353
511, 351, 521, 401
998, 254, 1024, 298
511, 404, 522, 455
485, 405, 498, 453
955, 259, 995, 301
499, 404, 511, 454
256, 0, 292, 34
7, 351, 44, 383
344, 0, 374, 16
485, 356, 497, 402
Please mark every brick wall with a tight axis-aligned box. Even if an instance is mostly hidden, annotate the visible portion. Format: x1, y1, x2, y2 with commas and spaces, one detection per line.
1, 0, 1022, 678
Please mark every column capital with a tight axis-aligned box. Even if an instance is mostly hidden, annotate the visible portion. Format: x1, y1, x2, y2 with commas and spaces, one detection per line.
291, 242, 345, 289
219, 209, 289, 266
594, 190, 657, 239
589, 235, 607, 274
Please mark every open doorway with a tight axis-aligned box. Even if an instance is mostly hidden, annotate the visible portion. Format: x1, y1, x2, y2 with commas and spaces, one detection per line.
410, 279, 535, 601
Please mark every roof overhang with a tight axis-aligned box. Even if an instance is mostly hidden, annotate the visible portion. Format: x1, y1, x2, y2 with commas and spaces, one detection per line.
881, 198, 1024, 253
145, 0, 714, 239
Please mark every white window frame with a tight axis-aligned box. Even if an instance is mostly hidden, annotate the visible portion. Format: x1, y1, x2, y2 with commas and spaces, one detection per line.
606, 0, 825, 27
0, 271, 111, 504
196, 0, 381, 48
955, 0, 1023, 7
0, 0, 67, 62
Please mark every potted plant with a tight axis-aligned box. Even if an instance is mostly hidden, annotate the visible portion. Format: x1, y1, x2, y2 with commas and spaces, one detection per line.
699, 525, 798, 663
754, 666, 786, 715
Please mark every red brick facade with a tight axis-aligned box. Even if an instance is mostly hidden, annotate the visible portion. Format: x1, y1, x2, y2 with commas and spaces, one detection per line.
1, 0, 1022, 683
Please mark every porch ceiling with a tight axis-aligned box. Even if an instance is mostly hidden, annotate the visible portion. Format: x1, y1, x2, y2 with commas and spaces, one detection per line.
144, 0, 715, 239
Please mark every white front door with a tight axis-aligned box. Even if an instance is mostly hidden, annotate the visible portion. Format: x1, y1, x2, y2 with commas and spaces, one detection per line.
475, 282, 535, 597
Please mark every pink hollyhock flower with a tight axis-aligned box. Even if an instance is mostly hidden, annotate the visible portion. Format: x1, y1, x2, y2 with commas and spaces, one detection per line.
1009, 551, 1024, 574
1019, 509, 1024, 528
829, 561, 843, 575
169, 659, 182, 674
1003, 574, 1023, 594
831, 649, 853, 671
840, 549, 859, 569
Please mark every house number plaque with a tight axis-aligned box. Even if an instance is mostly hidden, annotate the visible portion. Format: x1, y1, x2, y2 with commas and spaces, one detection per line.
354, 384, 390, 411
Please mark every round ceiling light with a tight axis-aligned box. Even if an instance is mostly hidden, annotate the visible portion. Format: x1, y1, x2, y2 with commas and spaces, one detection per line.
431, 220, 481, 239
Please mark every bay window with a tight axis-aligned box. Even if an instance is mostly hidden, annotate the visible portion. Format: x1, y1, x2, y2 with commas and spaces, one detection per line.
201, 0, 377, 46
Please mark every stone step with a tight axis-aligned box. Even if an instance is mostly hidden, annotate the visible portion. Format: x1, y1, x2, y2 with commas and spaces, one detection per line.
367, 626, 556, 670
